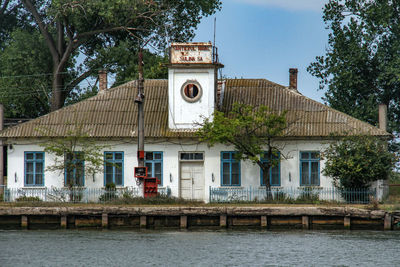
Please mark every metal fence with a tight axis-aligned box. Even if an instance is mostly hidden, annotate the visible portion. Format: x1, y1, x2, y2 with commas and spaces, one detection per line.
209, 187, 376, 204
2, 187, 171, 203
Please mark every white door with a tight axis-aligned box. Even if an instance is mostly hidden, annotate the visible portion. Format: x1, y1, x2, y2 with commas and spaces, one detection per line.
180, 162, 204, 200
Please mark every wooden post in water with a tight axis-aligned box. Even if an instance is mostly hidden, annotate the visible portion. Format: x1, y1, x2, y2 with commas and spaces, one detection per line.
102, 213, 108, 229
180, 216, 188, 229
384, 214, 392, 230
21, 215, 28, 230
140, 215, 147, 228
61, 216, 67, 229
344, 216, 351, 229
261, 216, 268, 228
220, 215, 227, 228
302, 216, 310, 230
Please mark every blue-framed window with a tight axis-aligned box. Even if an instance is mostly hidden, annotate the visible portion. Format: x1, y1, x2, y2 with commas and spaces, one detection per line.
104, 152, 124, 186
260, 152, 280, 186
24, 152, 44, 186
145, 152, 163, 185
65, 152, 84, 187
300, 151, 320, 186
221, 152, 240, 186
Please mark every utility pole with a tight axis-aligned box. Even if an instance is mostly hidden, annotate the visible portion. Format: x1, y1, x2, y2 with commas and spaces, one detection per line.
136, 48, 145, 167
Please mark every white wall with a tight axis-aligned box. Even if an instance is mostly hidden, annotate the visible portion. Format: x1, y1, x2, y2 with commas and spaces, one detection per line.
6, 138, 333, 201
168, 68, 215, 129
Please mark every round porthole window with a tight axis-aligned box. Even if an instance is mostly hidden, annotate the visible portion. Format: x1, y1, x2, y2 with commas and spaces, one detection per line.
181, 81, 202, 103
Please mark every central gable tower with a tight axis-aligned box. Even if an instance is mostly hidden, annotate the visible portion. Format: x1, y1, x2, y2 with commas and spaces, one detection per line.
168, 42, 223, 129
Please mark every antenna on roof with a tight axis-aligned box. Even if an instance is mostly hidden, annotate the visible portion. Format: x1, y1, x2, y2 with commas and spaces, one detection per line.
213, 17, 223, 79
213, 17, 216, 48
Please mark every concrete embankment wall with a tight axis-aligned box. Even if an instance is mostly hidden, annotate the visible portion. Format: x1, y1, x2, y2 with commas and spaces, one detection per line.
0, 206, 399, 231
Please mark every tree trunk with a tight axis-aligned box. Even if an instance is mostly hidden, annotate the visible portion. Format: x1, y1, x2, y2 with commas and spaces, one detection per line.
51, 69, 64, 111
260, 162, 272, 200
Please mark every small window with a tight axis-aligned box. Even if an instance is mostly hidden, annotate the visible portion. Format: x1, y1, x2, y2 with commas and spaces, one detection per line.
104, 152, 124, 186
65, 152, 84, 187
221, 152, 240, 186
181, 80, 202, 103
300, 151, 320, 186
24, 152, 44, 186
145, 152, 163, 185
183, 84, 200, 99
180, 152, 204, 161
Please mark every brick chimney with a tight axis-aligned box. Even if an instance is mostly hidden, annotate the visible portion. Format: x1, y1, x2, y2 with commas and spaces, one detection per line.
98, 70, 108, 92
289, 68, 298, 90
378, 104, 387, 132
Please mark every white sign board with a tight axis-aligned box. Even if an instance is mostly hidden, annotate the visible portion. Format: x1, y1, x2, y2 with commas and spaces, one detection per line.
170, 43, 213, 64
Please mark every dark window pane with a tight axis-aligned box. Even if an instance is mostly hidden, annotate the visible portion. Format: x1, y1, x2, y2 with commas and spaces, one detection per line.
231, 163, 240, 185
154, 162, 161, 175
115, 153, 123, 160
36, 153, 44, 160
271, 166, 279, 185
35, 174, 43, 185
181, 153, 189, 160
26, 174, 34, 185
105, 153, 113, 160
145, 162, 152, 177
301, 152, 309, 160
231, 162, 239, 174
311, 152, 319, 159
301, 162, 309, 185
154, 153, 162, 160
231, 174, 239, 185
194, 153, 203, 160
145, 152, 153, 160
115, 173, 123, 185
115, 162, 122, 171
222, 162, 230, 185
222, 153, 230, 160
311, 162, 319, 185
106, 173, 113, 185
26, 153, 34, 160
35, 162, 43, 174
26, 162, 34, 173
105, 162, 113, 173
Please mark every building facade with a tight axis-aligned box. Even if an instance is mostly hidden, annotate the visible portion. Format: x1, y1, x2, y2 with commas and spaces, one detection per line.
0, 43, 389, 202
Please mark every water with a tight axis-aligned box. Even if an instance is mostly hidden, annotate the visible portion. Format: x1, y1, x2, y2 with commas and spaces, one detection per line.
0, 230, 399, 266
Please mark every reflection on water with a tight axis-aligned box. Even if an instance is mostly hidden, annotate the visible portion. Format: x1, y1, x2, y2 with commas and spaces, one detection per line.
0, 230, 399, 266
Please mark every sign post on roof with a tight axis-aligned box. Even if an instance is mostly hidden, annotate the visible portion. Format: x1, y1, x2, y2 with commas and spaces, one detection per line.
170, 42, 213, 64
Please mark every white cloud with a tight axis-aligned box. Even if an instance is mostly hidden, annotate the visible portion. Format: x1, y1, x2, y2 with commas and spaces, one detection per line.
233, 0, 328, 12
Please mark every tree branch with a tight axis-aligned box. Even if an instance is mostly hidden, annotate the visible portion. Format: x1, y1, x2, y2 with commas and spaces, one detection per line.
74, 26, 142, 40
21, 0, 59, 62
0, 0, 10, 15
65, 69, 93, 93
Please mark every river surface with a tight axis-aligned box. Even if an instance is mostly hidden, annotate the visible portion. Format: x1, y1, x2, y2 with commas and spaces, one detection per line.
0, 230, 399, 266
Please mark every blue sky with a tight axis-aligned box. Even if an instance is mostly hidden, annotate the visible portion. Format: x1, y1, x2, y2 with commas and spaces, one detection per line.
193, 0, 329, 102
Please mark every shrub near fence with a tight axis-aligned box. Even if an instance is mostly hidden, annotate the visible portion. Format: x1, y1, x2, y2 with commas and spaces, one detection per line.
3, 187, 171, 203
209, 187, 376, 204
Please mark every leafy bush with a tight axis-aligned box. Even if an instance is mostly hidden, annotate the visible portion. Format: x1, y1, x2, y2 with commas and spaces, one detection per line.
98, 183, 117, 202
323, 135, 396, 190
297, 187, 320, 202
16, 196, 42, 202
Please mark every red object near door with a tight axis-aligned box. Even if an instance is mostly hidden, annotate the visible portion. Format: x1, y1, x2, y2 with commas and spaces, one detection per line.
143, 177, 161, 198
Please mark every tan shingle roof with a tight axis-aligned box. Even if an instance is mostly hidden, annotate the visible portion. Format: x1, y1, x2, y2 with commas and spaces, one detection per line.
0, 79, 389, 138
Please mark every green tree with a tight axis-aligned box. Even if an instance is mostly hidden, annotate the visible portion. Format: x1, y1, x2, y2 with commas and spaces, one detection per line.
18, 0, 221, 111
0, 29, 53, 118
197, 103, 287, 197
38, 122, 109, 188
323, 135, 396, 190
308, 0, 400, 134
0, 0, 26, 50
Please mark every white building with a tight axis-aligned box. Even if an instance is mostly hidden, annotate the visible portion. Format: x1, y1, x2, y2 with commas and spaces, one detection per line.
0, 43, 389, 202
